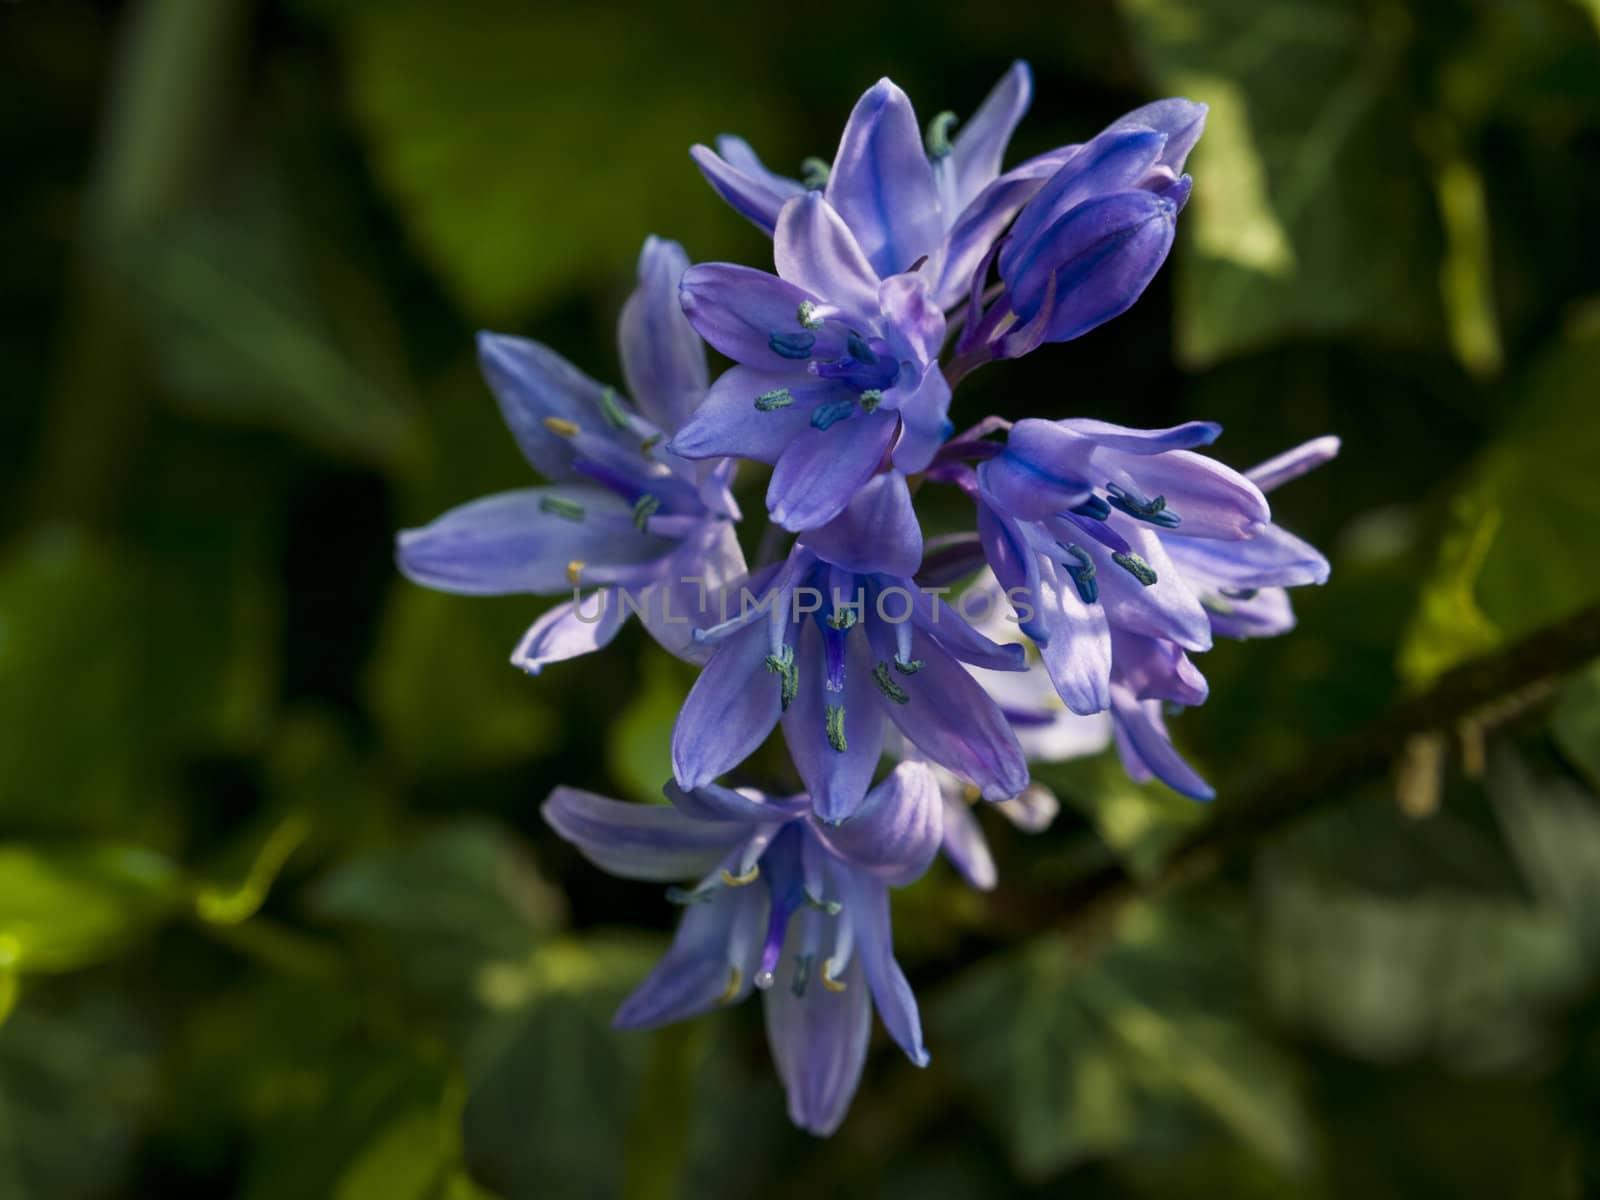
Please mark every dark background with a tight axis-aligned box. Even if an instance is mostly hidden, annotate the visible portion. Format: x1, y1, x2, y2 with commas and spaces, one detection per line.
4, 0, 1600, 1196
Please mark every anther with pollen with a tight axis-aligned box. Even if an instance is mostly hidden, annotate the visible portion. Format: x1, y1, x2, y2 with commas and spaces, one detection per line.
539, 496, 585, 521
1111, 551, 1158, 586
825, 704, 847, 752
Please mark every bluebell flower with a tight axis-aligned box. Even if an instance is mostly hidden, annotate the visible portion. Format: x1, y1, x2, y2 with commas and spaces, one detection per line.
669, 192, 952, 531
670, 482, 1030, 821
1105, 436, 1339, 796
894, 571, 1110, 889
396, 238, 745, 671
692, 63, 1066, 313
543, 763, 942, 1136
949, 99, 1205, 374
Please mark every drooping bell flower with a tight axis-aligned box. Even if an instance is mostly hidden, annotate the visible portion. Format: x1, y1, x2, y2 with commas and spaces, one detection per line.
670, 192, 952, 531
669, 477, 1030, 821
543, 763, 942, 1136
395, 238, 745, 671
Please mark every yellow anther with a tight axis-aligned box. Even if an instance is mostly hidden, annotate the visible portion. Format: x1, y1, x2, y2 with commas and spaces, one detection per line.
962, 783, 982, 805
719, 966, 742, 1003
719, 864, 760, 887
543, 416, 580, 437
821, 962, 847, 992
566, 560, 584, 585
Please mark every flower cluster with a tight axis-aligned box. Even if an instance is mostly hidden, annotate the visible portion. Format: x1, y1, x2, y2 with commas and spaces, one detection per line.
396, 63, 1335, 1135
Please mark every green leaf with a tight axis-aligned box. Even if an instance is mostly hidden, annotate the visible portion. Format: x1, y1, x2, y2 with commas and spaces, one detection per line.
0, 843, 181, 975
1552, 661, 1600, 793
1400, 323, 1600, 684
0, 985, 157, 1200
1120, 0, 1443, 366
304, 0, 790, 320
463, 935, 663, 1198
936, 896, 1312, 1179
309, 821, 564, 1021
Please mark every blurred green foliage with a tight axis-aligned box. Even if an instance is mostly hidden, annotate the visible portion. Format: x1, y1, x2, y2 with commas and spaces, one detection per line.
3, 0, 1600, 1196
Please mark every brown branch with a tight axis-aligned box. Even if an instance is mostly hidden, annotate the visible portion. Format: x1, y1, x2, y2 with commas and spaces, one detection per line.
1049, 599, 1600, 928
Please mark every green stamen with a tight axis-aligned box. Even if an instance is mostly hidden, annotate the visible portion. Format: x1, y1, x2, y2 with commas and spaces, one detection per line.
754, 388, 793, 412
859, 388, 883, 413
632, 493, 661, 531
1111, 551, 1158, 587
539, 496, 585, 522
925, 110, 959, 158
825, 704, 847, 752
800, 157, 830, 190
597, 386, 629, 430
871, 661, 909, 704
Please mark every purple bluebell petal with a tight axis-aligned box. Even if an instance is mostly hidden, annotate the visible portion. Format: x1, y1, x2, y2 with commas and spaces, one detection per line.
836, 867, 928, 1066
978, 419, 1096, 521
672, 621, 784, 791
977, 502, 1045, 640
1089, 523, 1213, 652
1207, 587, 1297, 640
618, 237, 708, 435
999, 128, 1168, 288
690, 138, 804, 236
1164, 523, 1330, 590
1013, 190, 1178, 343
1101, 449, 1269, 539
511, 588, 630, 675
680, 264, 846, 366
1111, 629, 1208, 707
774, 193, 882, 322
1107, 98, 1208, 173
664, 780, 805, 824
1110, 683, 1214, 800
800, 471, 923, 578
782, 622, 887, 823
877, 274, 945, 366
888, 361, 952, 475
881, 632, 1029, 800
615, 889, 764, 1029
542, 786, 740, 881
635, 525, 749, 663
477, 332, 609, 483
939, 790, 998, 890
1247, 435, 1341, 493
810, 761, 943, 886
396, 487, 669, 596
762, 937, 871, 1137
671, 366, 852, 464
933, 169, 1054, 310
768, 411, 899, 532
1032, 558, 1114, 715
826, 79, 943, 278
1057, 418, 1221, 454
909, 588, 1027, 673
942, 60, 1033, 217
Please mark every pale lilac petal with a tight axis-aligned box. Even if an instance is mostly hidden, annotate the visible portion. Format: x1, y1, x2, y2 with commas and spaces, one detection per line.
615, 889, 764, 1029
1207, 587, 1297, 640
1102, 449, 1269, 539
837, 868, 928, 1065
810, 761, 943, 886
1164, 524, 1330, 590
680, 264, 845, 366
690, 139, 804, 235
977, 502, 1045, 641
1032, 558, 1114, 715
800, 471, 923, 578
763, 941, 871, 1136
1107, 98, 1208, 173
978, 420, 1096, 521
1111, 629, 1208, 707
1087, 522, 1213, 652
939, 791, 998, 890
511, 589, 630, 674
672, 621, 784, 790
774, 193, 881, 321
879, 632, 1028, 800
1247, 435, 1341, 493
1110, 684, 1213, 801
888, 361, 952, 475
877, 274, 945, 365
477, 332, 609, 483
1057, 418, 1221, 454
826, 79, 944, 277
636, 524, 749, 663
396, 487, 668, 596
782, 623, 887, 823
618, 236, 708, 434
542, 786, 740, 881
671, 366, 853, 464
944, 61, 1033, 215
993, 785, 1060, 832
768, 411, 899, 532
664, 780, 804, 823
909, 588, 1027, 673
933, 168, 1054, 309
